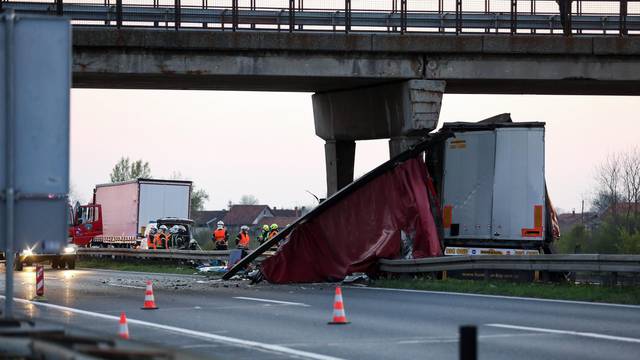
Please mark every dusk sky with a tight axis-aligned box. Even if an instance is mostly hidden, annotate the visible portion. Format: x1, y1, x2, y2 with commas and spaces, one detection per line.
70, 90, 639, 213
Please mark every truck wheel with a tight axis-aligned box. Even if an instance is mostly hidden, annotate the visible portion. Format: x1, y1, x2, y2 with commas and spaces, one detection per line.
51, 259, 60, 269
14, 260, 24, 271
66, 258, 76, 270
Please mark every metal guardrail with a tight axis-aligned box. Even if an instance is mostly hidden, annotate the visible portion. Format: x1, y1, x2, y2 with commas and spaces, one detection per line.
379, 254, 640, 273
1, 0, 638, 35
77, 247, 232, 260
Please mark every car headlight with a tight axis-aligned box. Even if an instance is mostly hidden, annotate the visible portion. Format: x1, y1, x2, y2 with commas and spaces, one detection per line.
21, 247, 34, 257
63, 245, 77, 254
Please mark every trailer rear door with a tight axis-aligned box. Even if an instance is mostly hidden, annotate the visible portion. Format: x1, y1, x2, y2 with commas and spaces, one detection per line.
442, 131, 495, 240
137, 181, 191, 234
491, 127, 545, 241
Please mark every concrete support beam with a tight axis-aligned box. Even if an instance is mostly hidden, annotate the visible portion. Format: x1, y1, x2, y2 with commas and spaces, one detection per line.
325, 140, 356, 196
314, 80, 445, 196
313, 80, 445, 141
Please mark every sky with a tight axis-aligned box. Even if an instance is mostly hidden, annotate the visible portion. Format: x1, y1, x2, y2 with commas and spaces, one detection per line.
70, 90, 640, 213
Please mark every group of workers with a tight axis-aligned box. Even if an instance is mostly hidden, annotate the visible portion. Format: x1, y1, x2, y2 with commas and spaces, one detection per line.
211, 221, 280, 251
148, 225, 171, 249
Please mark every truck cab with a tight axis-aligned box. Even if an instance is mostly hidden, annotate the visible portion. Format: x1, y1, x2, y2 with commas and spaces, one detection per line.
68, 203, 103, 247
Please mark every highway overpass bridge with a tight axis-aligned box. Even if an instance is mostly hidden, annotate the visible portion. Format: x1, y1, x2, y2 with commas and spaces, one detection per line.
4, 0, 639, 194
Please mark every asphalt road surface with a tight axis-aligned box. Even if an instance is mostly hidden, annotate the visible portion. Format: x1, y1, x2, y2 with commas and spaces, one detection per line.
1, 266, 639, 359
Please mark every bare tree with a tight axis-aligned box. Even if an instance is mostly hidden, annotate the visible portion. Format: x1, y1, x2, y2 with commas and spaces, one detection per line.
622, 148, 640, 218
594, 153, 621, 218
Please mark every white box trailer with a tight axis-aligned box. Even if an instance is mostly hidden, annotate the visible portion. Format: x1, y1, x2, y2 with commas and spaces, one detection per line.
94, 179, 192, 237
439, 122, 546, 254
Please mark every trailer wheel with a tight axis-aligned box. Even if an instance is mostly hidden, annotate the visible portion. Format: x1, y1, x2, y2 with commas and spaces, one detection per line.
14, 259, 24, 271
66, 258, 76, 270
51, 259, 60, 269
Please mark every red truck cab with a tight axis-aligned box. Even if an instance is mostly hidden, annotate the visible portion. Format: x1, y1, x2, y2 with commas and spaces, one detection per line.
68, 204, 103, 247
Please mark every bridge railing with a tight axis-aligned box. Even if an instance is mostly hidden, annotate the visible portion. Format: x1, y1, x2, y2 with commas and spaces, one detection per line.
1, 0, 638, 34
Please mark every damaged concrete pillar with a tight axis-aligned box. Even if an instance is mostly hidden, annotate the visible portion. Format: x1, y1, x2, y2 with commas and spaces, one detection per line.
324, 140, 356, 196
313, 80, 446, 196
389, 136, 422, 158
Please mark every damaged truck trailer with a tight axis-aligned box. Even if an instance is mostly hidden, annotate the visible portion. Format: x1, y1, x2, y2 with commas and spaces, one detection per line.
432, 120, 558, 257
225, 115, 558, 283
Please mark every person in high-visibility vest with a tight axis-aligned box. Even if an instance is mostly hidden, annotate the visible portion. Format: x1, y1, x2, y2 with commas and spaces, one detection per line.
268, 223, 279, 240
235, 225, 250, 250
154, 225, 170, 249
268, 223, 279, 251
147, 227, 157, 250
212, 221, 228, 250
258, 224, 270, 245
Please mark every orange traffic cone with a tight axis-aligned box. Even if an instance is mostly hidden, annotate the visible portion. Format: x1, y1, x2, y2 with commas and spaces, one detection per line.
118, 312, 130, 339
141, 280, 158, 310
328, 286, 350, 325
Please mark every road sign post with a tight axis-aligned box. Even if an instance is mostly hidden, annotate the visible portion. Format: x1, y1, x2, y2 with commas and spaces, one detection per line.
1, 12, 71, 319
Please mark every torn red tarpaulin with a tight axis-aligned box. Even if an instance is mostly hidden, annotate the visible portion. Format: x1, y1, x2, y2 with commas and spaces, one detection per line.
261, 156, 441, 283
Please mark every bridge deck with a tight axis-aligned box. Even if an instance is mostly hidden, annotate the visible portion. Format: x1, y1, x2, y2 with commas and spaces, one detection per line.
3, 0, 639, 34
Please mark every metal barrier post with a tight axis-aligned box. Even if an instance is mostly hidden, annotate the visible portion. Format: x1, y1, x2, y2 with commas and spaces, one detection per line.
56, 0, 63, 16
116, 0, 123, 28
531, 0, 536, 34
298, 0, 304, 29
510, 0, 517, 34
455, 0, 462, 34
345, 0, 351, 33
289, 0, 295, 32
620, 0, 628, 35
459, 325, 477, 360
175, 0, 181, 30
400, 0, 406, 34
232, 0, 238, 31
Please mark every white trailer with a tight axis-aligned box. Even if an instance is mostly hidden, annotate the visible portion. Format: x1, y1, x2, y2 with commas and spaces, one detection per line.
92, 179, 192, 246
439, 121, 547, 255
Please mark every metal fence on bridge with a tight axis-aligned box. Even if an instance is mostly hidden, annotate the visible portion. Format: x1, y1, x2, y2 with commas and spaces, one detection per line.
1, 0, 639, 35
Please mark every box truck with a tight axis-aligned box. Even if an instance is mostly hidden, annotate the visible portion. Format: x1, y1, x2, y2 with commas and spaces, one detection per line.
69, 179, 192, 247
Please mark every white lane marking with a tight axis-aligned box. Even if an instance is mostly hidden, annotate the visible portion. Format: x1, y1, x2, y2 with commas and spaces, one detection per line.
396, 332, 547, 345
233, 296, 310, 307
107, 283, 145, 290
0, 295, 342, 360
486, 324, 640, 344
353, 286, 640, 309
77, 268, 205, 279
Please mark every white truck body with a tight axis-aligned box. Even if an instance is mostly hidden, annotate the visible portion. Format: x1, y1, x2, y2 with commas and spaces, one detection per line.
94, 179, 192, 237
440, 122, 546, 251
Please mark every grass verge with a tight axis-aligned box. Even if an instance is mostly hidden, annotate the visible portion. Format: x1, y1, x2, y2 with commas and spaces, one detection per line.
372, 278, 640, 305
78, 258, 200, 276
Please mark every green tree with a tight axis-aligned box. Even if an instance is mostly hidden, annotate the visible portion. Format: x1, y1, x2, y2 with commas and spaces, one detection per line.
109, 157, 151, 183
190, 188, 210, 214
557, 224, 587, 254
617, 229, 640, 254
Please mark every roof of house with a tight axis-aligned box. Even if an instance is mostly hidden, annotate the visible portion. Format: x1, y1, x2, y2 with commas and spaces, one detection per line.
557, 211, 598, 231
258, 216, 299, 228
222, 205, 272, 225
192, 210, 228, 227
604, 202, 640, 216
272, 208, 305, 217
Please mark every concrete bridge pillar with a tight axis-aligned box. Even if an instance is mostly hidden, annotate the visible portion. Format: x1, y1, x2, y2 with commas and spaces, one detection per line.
313, 80, 445, 196
324, 140, 356, 196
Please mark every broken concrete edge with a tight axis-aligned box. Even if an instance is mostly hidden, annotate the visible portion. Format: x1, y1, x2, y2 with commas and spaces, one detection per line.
72, 28, 640, 56
222, 130, 454, 281
313, 80, 444, 141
